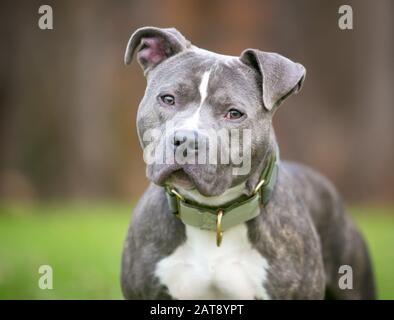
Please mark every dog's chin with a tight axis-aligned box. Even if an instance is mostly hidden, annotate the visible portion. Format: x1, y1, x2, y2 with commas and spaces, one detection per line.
147, 164, 196, 190
173, 168, 232, 197
168, 170, 196, 190
148, 164, 232, 196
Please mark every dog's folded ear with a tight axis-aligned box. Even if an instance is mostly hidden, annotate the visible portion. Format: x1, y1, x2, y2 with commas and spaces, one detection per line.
124, 26, 191, 74
240, 49, 306, 111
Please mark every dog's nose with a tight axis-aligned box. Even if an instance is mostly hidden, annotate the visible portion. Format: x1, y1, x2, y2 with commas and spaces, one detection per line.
172, 129, 199, 150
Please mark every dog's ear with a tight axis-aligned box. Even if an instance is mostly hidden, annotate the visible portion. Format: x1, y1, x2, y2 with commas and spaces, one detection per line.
240, 49, 306, 111
124, 26, 191, 74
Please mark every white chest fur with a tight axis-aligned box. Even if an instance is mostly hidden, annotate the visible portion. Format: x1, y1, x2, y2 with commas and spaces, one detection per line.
155, 223, 270, 300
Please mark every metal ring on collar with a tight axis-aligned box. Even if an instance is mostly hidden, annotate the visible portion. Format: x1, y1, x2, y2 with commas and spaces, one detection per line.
253, 179, 266, 195
216, 209, 224, 247
170, 188, 185, 202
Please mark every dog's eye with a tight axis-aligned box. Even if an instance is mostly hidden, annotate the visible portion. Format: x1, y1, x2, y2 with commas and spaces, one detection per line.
225, 109, 244, 120
159, 94, 175, 106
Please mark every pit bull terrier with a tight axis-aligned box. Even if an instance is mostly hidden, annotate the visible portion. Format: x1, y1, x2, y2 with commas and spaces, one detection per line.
121, 26, 375, 299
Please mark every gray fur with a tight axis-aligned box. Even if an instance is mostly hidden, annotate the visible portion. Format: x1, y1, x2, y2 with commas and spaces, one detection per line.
121, 27, 375, 299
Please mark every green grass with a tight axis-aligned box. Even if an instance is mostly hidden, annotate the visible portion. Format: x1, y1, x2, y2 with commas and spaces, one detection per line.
0, 202, 131, 299
0, 203, 393, 299
348, 207, 394, 300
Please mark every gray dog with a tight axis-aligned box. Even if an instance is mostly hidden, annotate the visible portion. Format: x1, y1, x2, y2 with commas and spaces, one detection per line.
121, 26, 375, 299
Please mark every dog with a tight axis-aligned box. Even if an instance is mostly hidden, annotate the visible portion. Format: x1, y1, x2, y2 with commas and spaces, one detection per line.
121, 26, 375, 299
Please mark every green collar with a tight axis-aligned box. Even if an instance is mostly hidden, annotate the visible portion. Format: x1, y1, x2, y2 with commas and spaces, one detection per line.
165, 152, 278, 247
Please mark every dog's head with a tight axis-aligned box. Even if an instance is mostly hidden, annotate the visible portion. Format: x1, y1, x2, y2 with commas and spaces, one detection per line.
125, 27, 305, 197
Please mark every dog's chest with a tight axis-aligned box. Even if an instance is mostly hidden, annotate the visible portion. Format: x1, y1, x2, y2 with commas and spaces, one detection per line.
155, 224, 270, 299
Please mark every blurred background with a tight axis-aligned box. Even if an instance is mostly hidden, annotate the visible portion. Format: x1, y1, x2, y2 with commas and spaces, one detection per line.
0, 0, 393, 299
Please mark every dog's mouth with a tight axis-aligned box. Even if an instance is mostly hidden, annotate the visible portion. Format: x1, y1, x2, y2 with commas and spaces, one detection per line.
149, 164, 195, 190
148, 163, 233, 196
